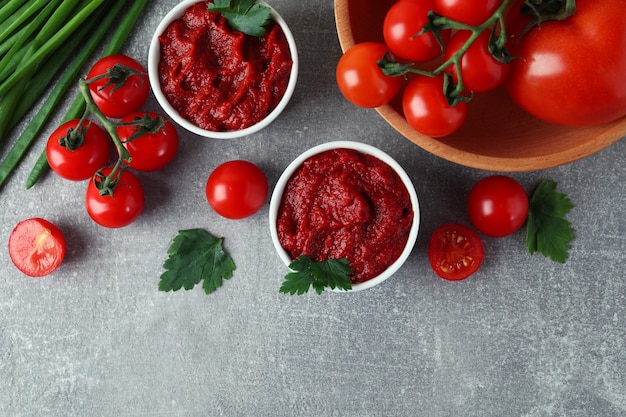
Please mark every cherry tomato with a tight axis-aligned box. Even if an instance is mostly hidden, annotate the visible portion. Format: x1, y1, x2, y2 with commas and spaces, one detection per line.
428, 223, 484, 281
86, 54, 149, 119
383, 0, 449, 63
86, 168, 144, 228
46, 120, 111, 181
467, 175, 528, 238
206, 160, 268, 219
336, 42, 403, 108
505, 0, 626, 126
8, 218, 66, 277
402, 74, 467, 137
435, 0, 502, 26
117, 112, 179, 172
444, 30, 509, 94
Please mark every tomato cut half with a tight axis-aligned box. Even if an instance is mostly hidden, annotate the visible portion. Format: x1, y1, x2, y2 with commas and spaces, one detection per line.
8, 218, 66, 277
428, 223, 484, 281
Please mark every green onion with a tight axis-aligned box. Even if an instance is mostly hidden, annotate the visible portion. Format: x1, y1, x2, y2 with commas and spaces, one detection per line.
0, 0, 61, 81
24, 0, 150, 189
0, 2, 117, 190
0, 0, 49, 45
0, 0, 105, 97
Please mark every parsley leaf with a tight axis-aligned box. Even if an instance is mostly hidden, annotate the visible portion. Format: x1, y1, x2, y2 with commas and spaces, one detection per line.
526, 179, 574, 263
208, 0, 272, 37
279, 255, 353, 295
159, 229, 236, 294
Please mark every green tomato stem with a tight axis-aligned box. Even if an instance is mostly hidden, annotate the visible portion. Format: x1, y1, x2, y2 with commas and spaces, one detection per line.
77, 78, 131, 194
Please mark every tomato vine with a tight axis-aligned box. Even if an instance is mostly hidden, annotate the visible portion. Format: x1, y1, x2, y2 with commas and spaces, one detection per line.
379, 0, 577, 105
76, 64, 168, 196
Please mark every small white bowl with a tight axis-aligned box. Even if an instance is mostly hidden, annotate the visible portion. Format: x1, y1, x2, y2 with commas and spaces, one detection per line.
148, 0, 299, 139
269, 141, 420, 292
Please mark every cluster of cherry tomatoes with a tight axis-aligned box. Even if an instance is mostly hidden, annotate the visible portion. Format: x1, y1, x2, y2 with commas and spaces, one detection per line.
46, 54, 179, 228
336, 0, 513, 137
339, 0, 626, 133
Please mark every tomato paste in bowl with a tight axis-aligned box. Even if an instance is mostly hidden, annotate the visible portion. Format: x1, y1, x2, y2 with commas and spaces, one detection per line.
269, 141, 420, 291
148, 0, 298, 139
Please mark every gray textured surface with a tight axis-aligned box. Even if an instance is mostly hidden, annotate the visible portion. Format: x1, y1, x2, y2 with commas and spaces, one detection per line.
1, 1, 625, 416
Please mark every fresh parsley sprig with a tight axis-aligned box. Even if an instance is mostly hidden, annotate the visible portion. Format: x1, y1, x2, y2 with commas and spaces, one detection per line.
526, 179, 574, 263
159, 229, 236, 294
208, 0, 272, 37
279, 255, 353, 295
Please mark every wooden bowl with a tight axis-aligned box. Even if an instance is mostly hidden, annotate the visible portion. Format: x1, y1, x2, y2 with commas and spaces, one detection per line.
334, 0, 626, 172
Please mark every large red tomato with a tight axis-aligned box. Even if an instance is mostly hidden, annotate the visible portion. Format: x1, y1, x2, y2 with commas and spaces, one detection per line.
505, 0, 626, 126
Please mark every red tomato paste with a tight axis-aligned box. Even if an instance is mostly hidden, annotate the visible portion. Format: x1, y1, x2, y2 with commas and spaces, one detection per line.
276, 148, 414, 283
158, 1, 293, 131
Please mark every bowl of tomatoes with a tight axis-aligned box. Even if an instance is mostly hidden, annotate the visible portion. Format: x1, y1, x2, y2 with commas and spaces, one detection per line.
334, 0, 626, 172
148, 0, 298, 139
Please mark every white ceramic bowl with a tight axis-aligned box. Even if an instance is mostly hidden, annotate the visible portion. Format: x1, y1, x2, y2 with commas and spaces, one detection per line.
269, 141, 420, 292
148, 0, 299, 139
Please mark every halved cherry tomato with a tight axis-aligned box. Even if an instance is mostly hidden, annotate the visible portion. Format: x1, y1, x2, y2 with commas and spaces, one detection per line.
206, 160, 268, 219
468, 175, 528, 237
46, 120, 111, 181
85, 168, 144, 228
86, 54, 149, 119
336, 42, 403, 108
428, 223, 484, 281
117, 112, 179, 172
383, 0, 449, 63
8, 218, 66, 277
402, 74, 467, 137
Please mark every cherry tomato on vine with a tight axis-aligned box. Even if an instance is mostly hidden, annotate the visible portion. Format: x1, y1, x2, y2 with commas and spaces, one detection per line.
117, 112, 179, 172
86, 168, 144, 228
8, 218, 66, 277
444, 30, 509, 94
428, 223, 484, 281
383, 0, 449, 63
402, 74, 467, 137
206, 160, 268, 219
86, 54, 149, 119
435, 0, 502, 26
46, 120, 111, 181
505, 0, 626, 126
336, 42, 403, 108
467, 175, 528, 238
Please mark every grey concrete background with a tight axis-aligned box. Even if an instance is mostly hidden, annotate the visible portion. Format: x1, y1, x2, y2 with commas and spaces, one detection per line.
1, 1, 625, 416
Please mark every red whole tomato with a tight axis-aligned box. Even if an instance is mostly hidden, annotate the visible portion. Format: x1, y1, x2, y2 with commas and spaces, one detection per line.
206, 160, 268, 219
402, 74, 467, 137
467, 175, 529, 237
8, 218, 66, 277
86, 54, 149, 119
505, 0, 626, 126
435, 0, 502, 26
46, 119, 111, 181
383, 0, 450, 63
117, 112, 179, 172
428, 223, 484, 281
86, 168, 145, 228
336, 42, 403, 108
444, 30, 509, 94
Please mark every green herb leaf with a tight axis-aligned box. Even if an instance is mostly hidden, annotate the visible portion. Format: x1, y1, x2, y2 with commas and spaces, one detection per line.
208, 0, 272, 37
279, 255, 352, 295
526, 179, 574, 263
159, 229, 236, 294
